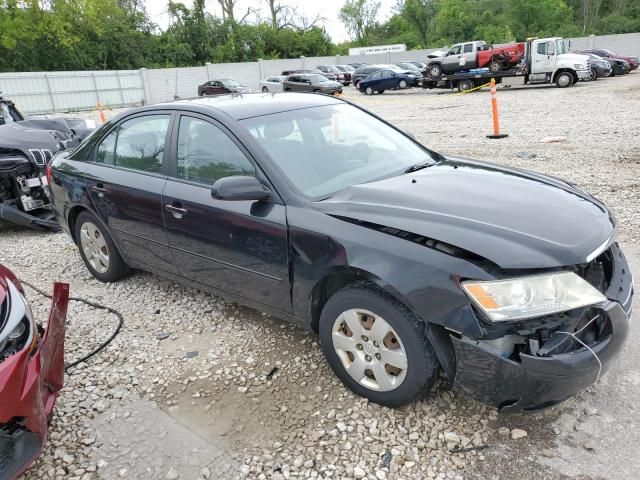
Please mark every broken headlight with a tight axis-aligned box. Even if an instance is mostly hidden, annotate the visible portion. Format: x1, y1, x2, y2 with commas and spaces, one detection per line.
462, 272, 606, 322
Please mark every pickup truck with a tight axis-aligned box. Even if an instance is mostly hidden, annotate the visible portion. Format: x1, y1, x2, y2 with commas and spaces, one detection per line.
423, 37, 592, 91
427, 41, 525, 77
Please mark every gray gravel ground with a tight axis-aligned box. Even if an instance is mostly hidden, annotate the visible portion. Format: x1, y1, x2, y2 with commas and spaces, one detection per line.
1, 72, 638, 480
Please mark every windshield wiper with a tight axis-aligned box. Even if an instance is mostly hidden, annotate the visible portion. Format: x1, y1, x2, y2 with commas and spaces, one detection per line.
404, 162, 436, 174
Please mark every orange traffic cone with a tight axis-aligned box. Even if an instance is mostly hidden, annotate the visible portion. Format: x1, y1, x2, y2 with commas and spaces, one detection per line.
486, 78, 508, 139
97, 102, 107, 124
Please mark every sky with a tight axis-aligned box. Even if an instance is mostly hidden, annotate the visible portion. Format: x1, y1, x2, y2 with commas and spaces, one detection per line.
145, 0, 397, 44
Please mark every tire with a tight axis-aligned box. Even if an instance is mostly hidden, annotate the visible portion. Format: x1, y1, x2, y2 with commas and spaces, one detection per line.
319, 282, 439, 407
585, 69, 598, 82
428, 64, 442, 78
489, 59, 502, 73
457, 79, 474, 92
261, 86, 269, 92
354, 80, 361, 88
75, 211, 129, 283
365, 86, 374, 95
313, 89, 321, 93
555, 71, 573, 88
377, 90, 385, 94
398, 79, 408, 89
284, 87, 291, 91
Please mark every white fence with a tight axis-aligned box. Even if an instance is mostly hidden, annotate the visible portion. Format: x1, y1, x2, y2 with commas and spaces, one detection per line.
1, 32, 639, 115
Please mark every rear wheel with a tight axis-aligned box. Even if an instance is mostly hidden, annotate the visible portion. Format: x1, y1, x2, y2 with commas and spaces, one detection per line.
319, 282, 439, 407
555, 71, 573, 88
364, 86, 374, 95
354, 80, 361, 88
586, 69, 598, 82
75, 211, 129, 282
457, 79, 475, 92
398, 79, 408, 89
261, 86, 269, 92
377, 90, 385, 94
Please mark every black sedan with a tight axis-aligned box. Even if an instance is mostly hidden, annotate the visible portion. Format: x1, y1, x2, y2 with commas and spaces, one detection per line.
49, 93, 633, 411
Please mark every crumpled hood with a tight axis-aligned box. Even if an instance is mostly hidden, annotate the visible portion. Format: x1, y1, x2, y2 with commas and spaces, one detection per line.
319, 159, 615, 269
0, 118, 95, 155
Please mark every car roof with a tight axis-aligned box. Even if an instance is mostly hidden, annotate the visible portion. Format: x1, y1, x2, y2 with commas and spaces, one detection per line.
150, 92, 343, 120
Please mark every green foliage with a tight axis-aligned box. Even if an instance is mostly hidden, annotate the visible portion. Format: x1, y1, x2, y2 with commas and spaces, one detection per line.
0, 0, 334, 71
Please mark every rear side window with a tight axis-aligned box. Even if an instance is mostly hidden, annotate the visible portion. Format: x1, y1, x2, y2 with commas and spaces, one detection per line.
176, 116, 255, 185
116, 115, 170, 173
464, 43, 473, 53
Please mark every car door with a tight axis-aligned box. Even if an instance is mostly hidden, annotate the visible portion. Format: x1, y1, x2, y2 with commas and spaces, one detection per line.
162, 112, 291, 312
381, 70, 396, 89
532, 40, 556, 73
84, 112, 176, 273
462, 42, 476, 68
443, 45, 463, 72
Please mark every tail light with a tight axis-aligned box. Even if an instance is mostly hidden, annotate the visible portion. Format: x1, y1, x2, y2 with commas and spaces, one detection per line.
45, 165, 53, 185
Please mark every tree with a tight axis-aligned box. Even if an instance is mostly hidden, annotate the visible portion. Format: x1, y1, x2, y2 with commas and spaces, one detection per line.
338, 0, 381, 44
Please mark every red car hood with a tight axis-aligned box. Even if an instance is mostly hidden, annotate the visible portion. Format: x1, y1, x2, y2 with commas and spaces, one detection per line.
0, 265, 69, 480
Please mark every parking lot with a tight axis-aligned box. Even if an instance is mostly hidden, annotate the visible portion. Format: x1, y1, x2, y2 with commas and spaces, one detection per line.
2, 72, 639, 480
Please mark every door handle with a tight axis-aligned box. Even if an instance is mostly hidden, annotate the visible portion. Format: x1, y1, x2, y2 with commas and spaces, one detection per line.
164, 204, 188, 218
91, 184, 107, 197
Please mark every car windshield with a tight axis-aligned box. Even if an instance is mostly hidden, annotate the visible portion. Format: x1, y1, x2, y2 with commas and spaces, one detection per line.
221, 79, 241, 87
240, 104, 437, 198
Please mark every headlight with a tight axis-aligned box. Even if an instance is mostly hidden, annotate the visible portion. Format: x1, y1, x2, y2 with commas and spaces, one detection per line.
574, 63, 587, 69
462, 272, 606, 322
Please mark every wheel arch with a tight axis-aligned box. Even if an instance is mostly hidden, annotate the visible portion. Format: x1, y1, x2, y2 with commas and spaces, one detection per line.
308, 267, 457, 383
552, 68, 577, 84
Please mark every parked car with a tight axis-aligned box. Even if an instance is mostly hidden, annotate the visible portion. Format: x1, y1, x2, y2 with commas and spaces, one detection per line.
580, 54, 612, 80
385, 65, 422, 86
396, 62, 423, 73
407, 61, 427, 70
198, 79, 253, 96
358, 69, 415, 94
0, 265, 69, 479
260, 76, 287, 93
602, 57, 630, 76
578, 48, 638, 71
283, 74, 343, 95
333, 65, 354, 85
317, 65, 349, 86
348, 63, 367, 69
352, 65, 385, 87
49, 92, 633, 412
281, 69, 338, 81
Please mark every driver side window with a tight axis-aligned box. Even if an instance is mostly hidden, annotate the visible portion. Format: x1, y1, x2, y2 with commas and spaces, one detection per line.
448, 45, 462, 55
176, 116, 255, 185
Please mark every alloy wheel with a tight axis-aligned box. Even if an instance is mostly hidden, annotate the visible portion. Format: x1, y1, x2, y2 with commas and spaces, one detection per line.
80, 221, 110, 274
331, 308, 408, 392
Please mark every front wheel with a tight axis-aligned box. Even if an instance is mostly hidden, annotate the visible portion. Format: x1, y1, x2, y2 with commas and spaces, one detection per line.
428, 64, 442, 77
398, 79, 408, 89
319, 283, 439, 407
364, 86, 374, 95
75, 211, 129, 282
555, 71, 573, 88
261, 86, 269, 92
489, 59, 502, 73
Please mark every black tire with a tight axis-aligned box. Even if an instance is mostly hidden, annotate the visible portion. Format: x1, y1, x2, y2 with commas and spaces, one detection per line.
261, 86, 269, 92
458, 79, 474, 92
313, 89, 321, 93
364, 86, 374, 95
555, 71, 573, 88
586, 69, 598, 82
428, 63, 442, 77
75, 211, 129, 283
489, 59, 502, 73
377, 90, 385, 94
354, 80, 361, 88
398, 79, 408, 89
319, 282, 439, 407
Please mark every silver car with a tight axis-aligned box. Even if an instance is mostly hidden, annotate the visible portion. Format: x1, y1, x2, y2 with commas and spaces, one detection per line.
260, 76, 287, 93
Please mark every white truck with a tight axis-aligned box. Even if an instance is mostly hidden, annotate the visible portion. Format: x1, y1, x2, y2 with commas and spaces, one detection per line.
423, 37, 592, 92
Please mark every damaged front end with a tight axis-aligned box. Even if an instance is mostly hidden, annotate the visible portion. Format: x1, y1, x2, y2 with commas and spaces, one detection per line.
452, 243, 633, 412
0, 95, 95, 231
0, 266, 68, 480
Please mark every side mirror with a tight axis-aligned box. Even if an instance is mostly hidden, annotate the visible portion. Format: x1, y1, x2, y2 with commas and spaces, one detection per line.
211, 176, 270, 202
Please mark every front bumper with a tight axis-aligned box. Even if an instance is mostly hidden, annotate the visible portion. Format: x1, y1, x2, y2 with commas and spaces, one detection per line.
576, 69, 592, 80
452, 244, 633, 413
0, 281, 69, 480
